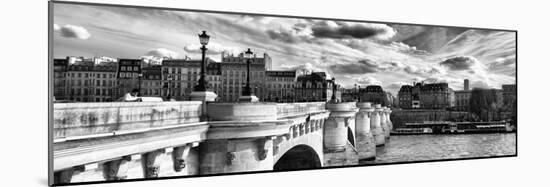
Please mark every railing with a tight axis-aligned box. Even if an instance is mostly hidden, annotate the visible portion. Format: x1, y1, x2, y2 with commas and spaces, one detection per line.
53, 101, 203, 140
276, 102, 327, 118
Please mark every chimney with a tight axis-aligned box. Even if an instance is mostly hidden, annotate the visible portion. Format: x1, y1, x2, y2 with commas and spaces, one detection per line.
464, 79, 470, 91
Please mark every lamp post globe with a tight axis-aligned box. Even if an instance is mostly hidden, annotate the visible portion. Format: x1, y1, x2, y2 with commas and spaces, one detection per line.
198, 30, 210, 46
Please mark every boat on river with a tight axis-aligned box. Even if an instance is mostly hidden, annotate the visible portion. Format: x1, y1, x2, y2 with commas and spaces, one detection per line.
391, 121, 515, 135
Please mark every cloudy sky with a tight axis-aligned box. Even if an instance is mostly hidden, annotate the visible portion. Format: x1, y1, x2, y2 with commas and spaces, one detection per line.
53, 3, 516, 95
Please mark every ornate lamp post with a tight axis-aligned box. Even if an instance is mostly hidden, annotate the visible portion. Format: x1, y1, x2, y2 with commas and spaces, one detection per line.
238, 48, 259, 102
138, 73, 143, 96
195, 31, 210, 92
165, 75, 173, 100
358, 85, 361, 102
242, 48, 253, 96
354, 83, 357, 101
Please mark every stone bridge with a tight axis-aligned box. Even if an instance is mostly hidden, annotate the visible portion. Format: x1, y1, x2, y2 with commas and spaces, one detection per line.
51, 101, 393, 184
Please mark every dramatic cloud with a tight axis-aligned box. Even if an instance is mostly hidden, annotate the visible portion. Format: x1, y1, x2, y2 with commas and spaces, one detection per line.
488, 55, 516, 76
281, 62, 330, 78
384, 81, 409, 95
266, 30, 305, 44
347, 75, 381, 86
56, 24, 91, 40
330, 59, 401, 74
403, 65, 443, 76
183, 43, 240, 55
389, 42, 428, 55
423, 76, 461, 84
439, 56, 485, 72
470, 80, 491, 89
145, 48, 178, 58
311, 21, 396, 40
53, 4, 515, 92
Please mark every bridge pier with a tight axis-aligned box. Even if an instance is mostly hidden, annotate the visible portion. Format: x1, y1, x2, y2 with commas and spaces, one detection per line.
323, 102, 359, 166
199, 103, 290, 174
385, 108, 393, 135
355, 102, 376, 160
382, 107, 392, 140
380, 106, 391, 142
371, 104, 385, 146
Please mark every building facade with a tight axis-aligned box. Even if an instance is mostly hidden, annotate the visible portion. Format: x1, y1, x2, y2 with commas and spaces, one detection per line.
116, 59, 142, 99
207, 62, 222, 97
398, 85, 413, 109
53, 58, 69, 100
265, 70, 297, 102
454, 90, 471, 111
140, 66, 163, 97
160, 58, 217, 100
360, 85, 388, 106
62, 59, 118, 102
398, 82, 455, 109
502, 84, 516, 107
295, 72, 337, 102
218, 52, 271, 102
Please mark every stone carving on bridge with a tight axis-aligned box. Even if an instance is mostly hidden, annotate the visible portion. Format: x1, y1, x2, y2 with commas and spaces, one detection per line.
172, 145, 192, 172
54, 168, 75, 184
143, 149, 164, 178
226, 152, 236, 165
292, 126, 298, 138
104, 156, 131, 180
256, 136, 275, 161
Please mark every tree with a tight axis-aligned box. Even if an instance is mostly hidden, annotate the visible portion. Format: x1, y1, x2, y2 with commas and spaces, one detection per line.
469, 88, 500, 121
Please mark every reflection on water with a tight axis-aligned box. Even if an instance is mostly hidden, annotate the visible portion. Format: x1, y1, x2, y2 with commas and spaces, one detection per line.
361, 133, 516, 164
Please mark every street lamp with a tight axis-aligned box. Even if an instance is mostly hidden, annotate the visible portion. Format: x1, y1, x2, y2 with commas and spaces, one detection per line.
195, 31, 210, 92
242, 48, 253, 96
237, 48, 260, 102
358, 85, 361, 102
354, 83, 357, 101
330, 77, 337, 102
166, 75, 173, 100
138, 73, 143, 96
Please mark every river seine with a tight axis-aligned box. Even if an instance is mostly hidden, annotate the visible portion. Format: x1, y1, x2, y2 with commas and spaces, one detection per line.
360, 133, 516, 164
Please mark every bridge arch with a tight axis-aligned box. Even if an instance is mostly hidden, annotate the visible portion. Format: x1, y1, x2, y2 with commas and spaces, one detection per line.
273, 144, 321, 171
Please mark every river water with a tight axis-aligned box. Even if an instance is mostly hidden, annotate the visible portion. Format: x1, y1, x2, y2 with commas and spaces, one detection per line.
360, 133, 516, 164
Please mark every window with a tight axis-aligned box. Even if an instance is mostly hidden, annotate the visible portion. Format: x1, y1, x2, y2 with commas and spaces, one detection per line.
121, 66, 126, 71
134, 67, 138, 71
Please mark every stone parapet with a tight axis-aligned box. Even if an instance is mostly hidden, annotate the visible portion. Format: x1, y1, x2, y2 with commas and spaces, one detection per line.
53, 101, 202, 140
276, 102, 327, 118
207, 102, 278, 121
